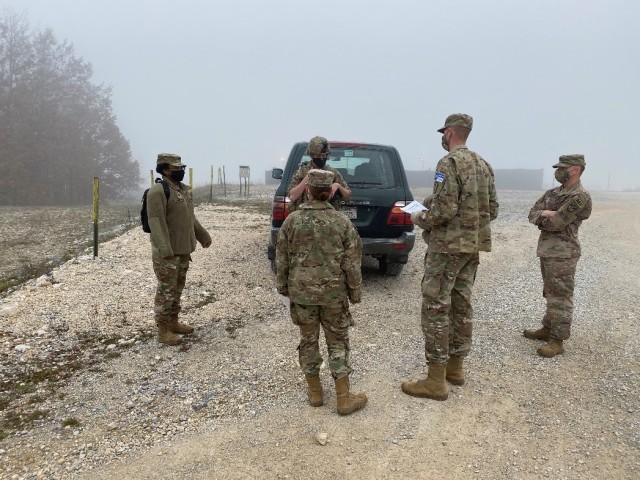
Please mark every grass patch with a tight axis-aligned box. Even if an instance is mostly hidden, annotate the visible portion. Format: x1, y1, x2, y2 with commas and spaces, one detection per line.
192, 291, 217, 309
62, 417, 80, 427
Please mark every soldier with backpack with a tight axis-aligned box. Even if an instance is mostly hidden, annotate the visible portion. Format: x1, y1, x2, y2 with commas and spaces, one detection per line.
146, 153, 211, 345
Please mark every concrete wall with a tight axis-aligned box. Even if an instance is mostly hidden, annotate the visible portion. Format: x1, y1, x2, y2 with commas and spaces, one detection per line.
265, 170, 280, 185
268, 168, 545, 190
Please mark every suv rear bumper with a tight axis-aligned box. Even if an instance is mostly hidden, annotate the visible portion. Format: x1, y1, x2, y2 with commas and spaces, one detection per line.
268, 227, 415, 261
361, 231, 415, 261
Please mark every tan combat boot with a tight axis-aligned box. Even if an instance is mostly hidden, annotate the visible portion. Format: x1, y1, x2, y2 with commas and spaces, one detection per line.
157, 317, 182, 346
170, 314, 194, 335
523, 326, 550, 341
537, 339, 565, 358
446, 355, 465, 385
305, 375, 324, 407
334, 376, 367, 415
401, 363, 449, 401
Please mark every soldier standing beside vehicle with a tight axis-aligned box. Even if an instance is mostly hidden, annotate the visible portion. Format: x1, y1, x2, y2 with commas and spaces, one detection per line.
147, 153, 212, 346
524, 154, 592, 357
402, 113, 498, 401
288, 136, 351, 212
276, 169, 367, 416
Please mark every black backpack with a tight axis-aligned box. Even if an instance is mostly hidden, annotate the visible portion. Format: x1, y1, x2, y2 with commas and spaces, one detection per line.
141, 179, 170, 233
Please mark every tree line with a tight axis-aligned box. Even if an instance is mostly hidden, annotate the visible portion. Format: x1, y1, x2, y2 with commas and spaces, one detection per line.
0, 11, 140, 205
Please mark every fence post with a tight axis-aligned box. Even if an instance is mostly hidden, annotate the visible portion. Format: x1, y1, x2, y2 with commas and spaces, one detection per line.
189, 167, 193, 190
150, 169, 154, 188
209, 165, 214, 202
92, 177, 99, 258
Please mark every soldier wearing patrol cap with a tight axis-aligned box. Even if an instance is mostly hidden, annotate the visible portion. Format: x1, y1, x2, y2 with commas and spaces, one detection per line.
276, 169, 367, 416
524, 154, 592, 357
288, 136, 352, 213
402, 113, 499, 401
147, 153, 212, 346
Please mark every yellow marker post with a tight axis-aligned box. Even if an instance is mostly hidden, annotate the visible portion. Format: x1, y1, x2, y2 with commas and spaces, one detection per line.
189, 167, 193, 190
92, 177, 99, 258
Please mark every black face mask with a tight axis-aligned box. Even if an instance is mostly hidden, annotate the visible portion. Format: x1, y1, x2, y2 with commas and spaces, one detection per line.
169, 170, 185, 182
312, 158, 327, 169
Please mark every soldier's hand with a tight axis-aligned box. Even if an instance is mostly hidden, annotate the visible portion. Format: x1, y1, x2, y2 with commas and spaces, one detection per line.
541, 210, 556, 218
410, 210, 426, 224
329, 183, 340, 199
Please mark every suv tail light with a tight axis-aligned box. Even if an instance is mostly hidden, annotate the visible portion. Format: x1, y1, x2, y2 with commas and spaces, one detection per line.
272, 195, 291, 221
386, 201, 412, 226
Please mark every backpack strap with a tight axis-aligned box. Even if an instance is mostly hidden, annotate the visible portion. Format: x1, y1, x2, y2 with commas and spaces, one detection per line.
155, 178, 171, 201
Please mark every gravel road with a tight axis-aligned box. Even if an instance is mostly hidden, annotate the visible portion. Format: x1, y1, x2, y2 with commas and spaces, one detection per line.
0, 189, 638, 480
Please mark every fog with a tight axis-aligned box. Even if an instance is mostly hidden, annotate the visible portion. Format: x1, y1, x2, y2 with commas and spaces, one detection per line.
3, 0, 640, 190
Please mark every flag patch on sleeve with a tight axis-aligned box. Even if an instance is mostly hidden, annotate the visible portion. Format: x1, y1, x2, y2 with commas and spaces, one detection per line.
435, 172, 446, 183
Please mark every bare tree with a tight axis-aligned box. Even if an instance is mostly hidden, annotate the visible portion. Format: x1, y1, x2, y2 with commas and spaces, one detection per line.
0, 10, 140, 205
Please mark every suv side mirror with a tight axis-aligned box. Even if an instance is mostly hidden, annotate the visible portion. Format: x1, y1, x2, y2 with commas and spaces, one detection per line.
272, 168, 283, 180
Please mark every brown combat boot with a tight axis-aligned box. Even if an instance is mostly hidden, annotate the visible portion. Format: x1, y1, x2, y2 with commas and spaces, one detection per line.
157, 317, 182, 346
401, 363, 448, 401
446, 355, 465, 385
334, 376, 367, 415
537, 339, 565, 358
170, 314, 194, 335
305, 375, 324, 407
523, 326, 550, 341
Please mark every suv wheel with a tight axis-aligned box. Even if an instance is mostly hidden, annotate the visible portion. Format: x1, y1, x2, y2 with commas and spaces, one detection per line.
378, 256, 404, 276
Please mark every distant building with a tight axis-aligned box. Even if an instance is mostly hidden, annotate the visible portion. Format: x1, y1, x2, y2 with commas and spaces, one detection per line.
406, 169, 543, 191
265, 170, 280, 185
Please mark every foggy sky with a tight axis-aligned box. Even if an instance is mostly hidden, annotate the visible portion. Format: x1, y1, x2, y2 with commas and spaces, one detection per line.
3, 0, 639, 190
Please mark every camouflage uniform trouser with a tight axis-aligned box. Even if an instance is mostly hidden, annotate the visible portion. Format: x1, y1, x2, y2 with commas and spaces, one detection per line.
290, 301, 352, 379
421, 251, 479, 365
540, 256, 579, 340
152, 252, 190, 323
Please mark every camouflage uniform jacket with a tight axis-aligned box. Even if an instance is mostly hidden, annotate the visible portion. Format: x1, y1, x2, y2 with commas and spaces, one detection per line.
418, 145, 498, 253
287, 163, 349, 212
147, 177, 211, 258
276, 200, 362, 305
528, 181, 592, 258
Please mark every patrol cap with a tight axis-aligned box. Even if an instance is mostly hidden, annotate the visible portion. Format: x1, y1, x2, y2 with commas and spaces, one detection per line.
157, 153, 186, 167
306, 136, 331, 157
437, 113, 473, 133
307, 169, 333, 188
553, 154, 585, 168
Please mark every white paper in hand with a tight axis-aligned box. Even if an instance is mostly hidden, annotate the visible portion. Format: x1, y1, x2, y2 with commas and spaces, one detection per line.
400, 200, 427, 213
274, 288, 290, 308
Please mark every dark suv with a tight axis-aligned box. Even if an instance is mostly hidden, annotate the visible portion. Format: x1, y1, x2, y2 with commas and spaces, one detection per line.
268, 141, 415, 276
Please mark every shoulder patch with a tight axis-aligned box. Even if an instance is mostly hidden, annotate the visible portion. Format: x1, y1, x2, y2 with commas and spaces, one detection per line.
435, 172, 446, 183
567, 198, 582, 213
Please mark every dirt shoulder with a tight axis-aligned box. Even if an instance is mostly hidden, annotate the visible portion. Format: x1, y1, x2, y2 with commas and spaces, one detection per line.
0, 191, 638, 480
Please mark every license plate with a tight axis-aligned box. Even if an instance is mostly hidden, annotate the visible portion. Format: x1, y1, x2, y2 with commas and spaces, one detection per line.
342, 207, 357, 219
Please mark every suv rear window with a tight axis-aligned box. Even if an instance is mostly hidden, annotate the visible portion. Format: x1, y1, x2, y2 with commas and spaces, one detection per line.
298, 147, 398, 188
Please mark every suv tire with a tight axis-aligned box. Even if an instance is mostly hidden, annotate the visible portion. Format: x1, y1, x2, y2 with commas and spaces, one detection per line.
378, 256, 404, 276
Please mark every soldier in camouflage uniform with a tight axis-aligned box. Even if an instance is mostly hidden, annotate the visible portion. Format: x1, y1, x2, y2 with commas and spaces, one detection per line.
524, 154, 592, 357
147, 153, 212, 346
288, 136, 351, 213
402, 114, 499, 401
276, 169, 367, 416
